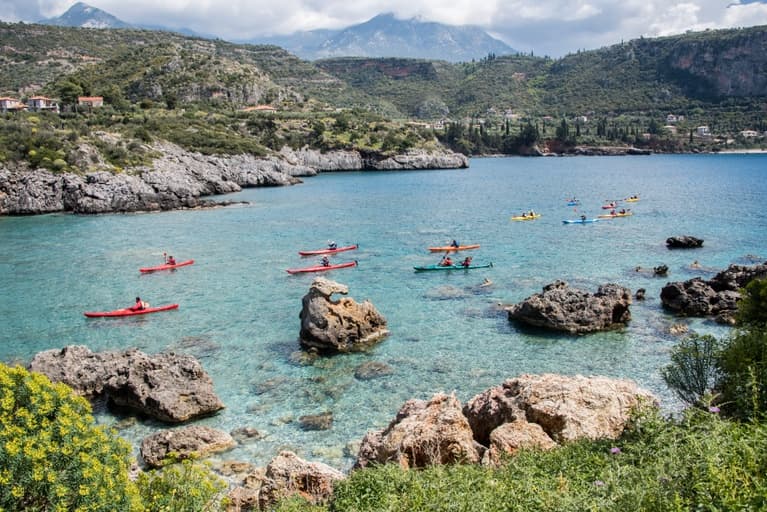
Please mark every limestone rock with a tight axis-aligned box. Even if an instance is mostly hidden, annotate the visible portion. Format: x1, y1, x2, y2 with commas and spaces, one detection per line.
299, 277, 388, 353
463, 374, 657, 446
661, 262, 767, 323
140, 426, 235, 468
258, 451, 344, 509
355, 393, 480, 469
666, 235, 704, 249
29, 345, 224, 423
482, 420, 557, 466
506, 281, 632, 334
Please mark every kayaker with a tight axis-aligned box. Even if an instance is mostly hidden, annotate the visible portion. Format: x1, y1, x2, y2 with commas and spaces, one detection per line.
450, 240, 459, 248
321, 256, 330, 267
461, 256, 473, 267
440, 255, 453, 267
581, 214, 587, 221
327, 240, 337, 250
167, 255, 176, 265
130, 297, 148, 311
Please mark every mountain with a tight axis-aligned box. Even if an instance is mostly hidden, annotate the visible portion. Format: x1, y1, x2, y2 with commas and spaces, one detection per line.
254, 13, 517, 63
38, 2, 210, 38
38, 1, 132, 29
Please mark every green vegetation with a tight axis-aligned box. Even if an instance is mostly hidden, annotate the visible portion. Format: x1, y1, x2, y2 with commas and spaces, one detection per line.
0, 364, 140, 511
327, 409, 767, 511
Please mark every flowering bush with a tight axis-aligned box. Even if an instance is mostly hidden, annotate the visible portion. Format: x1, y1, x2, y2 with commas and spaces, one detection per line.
0, 363, 140, 511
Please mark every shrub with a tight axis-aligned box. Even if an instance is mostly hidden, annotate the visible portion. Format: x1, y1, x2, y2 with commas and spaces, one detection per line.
135, 458, 227, 512
661, 333, 721, 407
0, 364, 140, 511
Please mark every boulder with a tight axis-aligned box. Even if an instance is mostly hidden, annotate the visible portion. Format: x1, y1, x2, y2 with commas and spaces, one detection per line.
299, 277, 388, 353
29, 345, 224, 422
666, 236, 704, 249
140, 426, 235, 468
355, 393, 480, 470
661, 262, 767, 323
506, 281, 632, 334
463, 374, 657, 447
482, 420, 557, 466
258, 451, 344, 509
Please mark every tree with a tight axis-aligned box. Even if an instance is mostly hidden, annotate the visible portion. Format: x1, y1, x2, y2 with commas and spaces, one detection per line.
56, 80, 84, 109
716, 278, 767, 419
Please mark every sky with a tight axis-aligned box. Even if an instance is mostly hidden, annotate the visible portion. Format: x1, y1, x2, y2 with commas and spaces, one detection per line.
1, 0, 767, 57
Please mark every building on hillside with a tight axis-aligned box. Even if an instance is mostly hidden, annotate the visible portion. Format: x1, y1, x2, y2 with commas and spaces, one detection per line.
27, 96, 59, 113
575, 116, 588, 124
0, 97, 27, 112
666, 114, 685, 123
663, 125, 678, 135
696, 126, 711, 137
241, 105, 277, 113
740, 130, 759, 138
77, 96, 104, 108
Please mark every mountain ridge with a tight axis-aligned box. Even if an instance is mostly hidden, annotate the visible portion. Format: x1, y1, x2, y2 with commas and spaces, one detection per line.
253, 13, 517, 62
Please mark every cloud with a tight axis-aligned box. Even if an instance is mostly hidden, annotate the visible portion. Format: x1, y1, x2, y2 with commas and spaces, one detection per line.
1, 0, 766, 57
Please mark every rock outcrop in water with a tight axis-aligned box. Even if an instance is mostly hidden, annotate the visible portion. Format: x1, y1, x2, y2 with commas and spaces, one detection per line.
355, 374, 656, 469
0, 142, 468, 215
666, 235, 704, 249
29, 345, 224, 422
140, 426, 235, 468
299, 277, 389, 353
506, 281, 632, 334
660, 262, 767, 323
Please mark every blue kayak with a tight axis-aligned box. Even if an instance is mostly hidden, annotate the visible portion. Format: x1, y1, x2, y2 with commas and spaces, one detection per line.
563, 218, 601, 224
414, 263, 493, 272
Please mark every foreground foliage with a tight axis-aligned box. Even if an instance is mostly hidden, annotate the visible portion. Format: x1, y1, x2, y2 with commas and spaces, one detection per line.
324, 408, 767, 512
0, 364, 140, 511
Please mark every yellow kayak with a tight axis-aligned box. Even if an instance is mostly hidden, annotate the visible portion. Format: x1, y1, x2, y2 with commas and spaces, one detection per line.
624, 197, 640, 202
511, 214, 541, 221
598, 212, 633, 218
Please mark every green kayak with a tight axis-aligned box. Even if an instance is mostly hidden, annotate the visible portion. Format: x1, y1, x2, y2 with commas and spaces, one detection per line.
414, 263, 493, 272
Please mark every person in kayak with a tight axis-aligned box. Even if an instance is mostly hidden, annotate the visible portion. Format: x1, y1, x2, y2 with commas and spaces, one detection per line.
166, 255, 176, 265
327, 240, 337, 250
321, 256, 330, 267
450, 240, 460, 248
439, 255, 453, 267
130, 297, 149, 311
581, 214, 587, 221
461, 256, 473, 267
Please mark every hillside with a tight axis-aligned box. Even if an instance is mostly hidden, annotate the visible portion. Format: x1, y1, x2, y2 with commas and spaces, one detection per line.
0, 22, 396, 116
317, 25, 767, 123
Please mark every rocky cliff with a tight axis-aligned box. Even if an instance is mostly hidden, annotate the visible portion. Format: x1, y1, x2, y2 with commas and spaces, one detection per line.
0, 143, 468, 215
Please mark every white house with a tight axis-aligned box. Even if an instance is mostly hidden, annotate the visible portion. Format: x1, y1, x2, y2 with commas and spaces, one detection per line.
696, 126, 711, 137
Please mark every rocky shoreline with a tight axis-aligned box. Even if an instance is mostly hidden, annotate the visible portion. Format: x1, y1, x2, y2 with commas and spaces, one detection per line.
0, 143, 469, 216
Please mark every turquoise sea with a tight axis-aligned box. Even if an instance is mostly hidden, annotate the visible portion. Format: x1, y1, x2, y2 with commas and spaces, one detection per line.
1, 154, 765, 470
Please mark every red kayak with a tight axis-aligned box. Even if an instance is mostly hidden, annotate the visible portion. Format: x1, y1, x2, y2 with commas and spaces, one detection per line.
286, 261, 357, 274
298, 245, 358, 256
84, 303, 179, 318
139, 259, 194, 273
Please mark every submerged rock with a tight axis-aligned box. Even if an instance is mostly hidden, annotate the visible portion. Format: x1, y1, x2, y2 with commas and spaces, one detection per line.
299, 277, 388, 353
29, 345, 224, 423
506, 280, 632, 334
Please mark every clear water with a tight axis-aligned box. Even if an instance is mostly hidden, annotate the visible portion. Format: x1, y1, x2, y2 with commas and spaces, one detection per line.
1, 154, 765, 470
